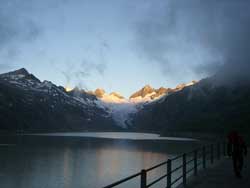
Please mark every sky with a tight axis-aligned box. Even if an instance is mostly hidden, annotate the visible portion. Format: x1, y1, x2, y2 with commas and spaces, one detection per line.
1, 0, 250, 97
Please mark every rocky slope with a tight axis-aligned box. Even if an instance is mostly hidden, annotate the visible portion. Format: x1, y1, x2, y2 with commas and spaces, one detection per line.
87, 88, 136, 128
92, 88, 126, 103
86, 82, 199, 128
3, 68, 248, 136
131, 77, 250, 135
1, 68, 185, 131
129, 81, 197, 103
0, 68, 117, 132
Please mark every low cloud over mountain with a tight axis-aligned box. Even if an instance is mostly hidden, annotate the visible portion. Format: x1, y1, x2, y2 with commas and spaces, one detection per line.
134, 0, 250, 84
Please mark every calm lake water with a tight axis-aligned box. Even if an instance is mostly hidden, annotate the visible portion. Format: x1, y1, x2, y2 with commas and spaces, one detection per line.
0, 132, 204, 188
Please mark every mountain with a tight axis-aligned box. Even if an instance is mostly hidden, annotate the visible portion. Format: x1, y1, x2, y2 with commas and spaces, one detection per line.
0, 68, 118, 132
0, 68, 40, 83
87, 89, 135, 128
129, 81, 197, 103
3, 68, 247, 136
0, 68, 198, 131
129, 85, 169, 103
93, 88, 106, 98
110, 92, 125, 99
87, 82, 199, 128
173, 81, 198, 91
130, 85, 155, 99
131, 77, 250, 137
92, 89, 126, 103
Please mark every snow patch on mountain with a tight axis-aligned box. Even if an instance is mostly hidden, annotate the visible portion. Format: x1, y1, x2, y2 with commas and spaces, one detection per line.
90, 81, 199, 127
1, 68, 200, 129
101, 93, 127, 103
95, 100, 138, 128
0, 68, 105, 113
129, 92, 162, 103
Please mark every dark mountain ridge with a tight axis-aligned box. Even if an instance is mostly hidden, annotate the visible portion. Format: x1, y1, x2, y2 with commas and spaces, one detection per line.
0, 68, 117, 132
1, 68, 249, 138
131, 77, 250, 137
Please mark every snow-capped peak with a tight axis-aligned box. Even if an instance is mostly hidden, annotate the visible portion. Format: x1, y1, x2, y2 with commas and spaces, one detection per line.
89, 80, 199, 105
174, 80, 198, 91
94, 90, 127, 104
94, 88, 106, 98
0, 68, 41, 84
130, 84, 155, 99
5, 68, 29, 76
129, 85, 169, 103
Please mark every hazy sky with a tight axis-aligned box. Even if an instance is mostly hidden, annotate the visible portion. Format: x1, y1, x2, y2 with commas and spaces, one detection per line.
1, 0, 250, 97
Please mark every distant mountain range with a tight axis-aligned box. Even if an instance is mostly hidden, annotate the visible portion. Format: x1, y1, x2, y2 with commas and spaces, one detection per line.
1, 68, 250, 136
129, 82, 197, 102
87, 81, 197, 103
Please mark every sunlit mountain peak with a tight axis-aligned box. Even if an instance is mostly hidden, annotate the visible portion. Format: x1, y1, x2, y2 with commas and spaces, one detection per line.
65, 86, 73, 92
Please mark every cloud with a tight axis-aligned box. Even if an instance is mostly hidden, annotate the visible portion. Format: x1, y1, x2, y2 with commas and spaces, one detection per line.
134, 0, 250, 83
60, 41, 108, 89
0, 0, 42, 70
61, 60, 106, 90
0, 0, 108, 78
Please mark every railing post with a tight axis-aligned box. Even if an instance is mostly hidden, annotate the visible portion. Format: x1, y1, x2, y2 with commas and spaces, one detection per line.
202, 146, 206, 169
211, 144, 214, 164
167, 159, 172, 188
183, 154, 186, 186
223, 142, 226, 156
194, 150, 197, 176
217, 143, 220, 160
141, 169, 147, 188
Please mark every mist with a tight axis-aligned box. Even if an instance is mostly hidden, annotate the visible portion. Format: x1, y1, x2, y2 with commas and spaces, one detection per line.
134, 0, 250, 84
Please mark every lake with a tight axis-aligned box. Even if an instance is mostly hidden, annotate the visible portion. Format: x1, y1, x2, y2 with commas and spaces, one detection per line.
0, 132, 205, 188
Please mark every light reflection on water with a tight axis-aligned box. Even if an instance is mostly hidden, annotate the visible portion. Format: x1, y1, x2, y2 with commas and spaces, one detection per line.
0, 132, 201, 188
28, 132, 197, 141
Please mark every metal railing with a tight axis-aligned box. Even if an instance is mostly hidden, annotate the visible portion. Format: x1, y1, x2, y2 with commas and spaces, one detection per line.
102, 142, 227, 188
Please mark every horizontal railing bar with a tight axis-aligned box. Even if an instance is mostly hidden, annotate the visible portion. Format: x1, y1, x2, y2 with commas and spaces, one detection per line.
186, 158, 195, 164
102, 172, 141, 188
170, 175, 183, 186
171, 164, 183, 173
197, 161, 203, 166
103, 142, 226, 188
146, 161, 167, 172
186, 167, 195, 174
147, 173, 168, 188
171, 155, 183, 161
147, 149, 211, 172
147, 144, 214, 173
